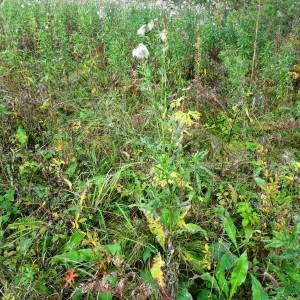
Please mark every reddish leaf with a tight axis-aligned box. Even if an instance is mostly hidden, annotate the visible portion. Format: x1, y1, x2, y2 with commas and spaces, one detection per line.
64, 268, 79, 288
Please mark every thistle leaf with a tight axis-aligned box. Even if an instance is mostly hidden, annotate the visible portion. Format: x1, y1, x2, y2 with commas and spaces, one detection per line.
144, 211, 167, 249
150, 253, 165, 290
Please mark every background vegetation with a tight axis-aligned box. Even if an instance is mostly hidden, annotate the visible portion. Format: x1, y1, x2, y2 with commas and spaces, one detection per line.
0, 0, 299, 299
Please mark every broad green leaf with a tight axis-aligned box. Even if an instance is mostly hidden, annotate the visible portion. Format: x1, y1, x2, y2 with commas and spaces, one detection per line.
63, 230, 85, 252
143, 246, 156, 262
99, 293, 113, 300
211, 242, 235, 262
177, 282, 193, 300
201, 273, 220, 293
216, 254, 230, 297
229, 251, 248, 300
254, 177, 266, 189
184, 223, 208, 237
52, 248, 103, 264
64, 161, 78, 177
18, 238, 33, 254
197, 289, 218, 300
161, 207, 181, 230
224, 216, 238, 250
178, 204, 191, 224
140, 269, 159, 297
251, 275, 269, 300
107, 243, 121, 255
15, 126, 28, 145
244, 226, 253, 243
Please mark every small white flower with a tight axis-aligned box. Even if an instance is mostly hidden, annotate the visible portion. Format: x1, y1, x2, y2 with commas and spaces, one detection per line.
159, 30, 167, 42
97, 8, 105, 20
137, 24, 147, 37
132, 43, 149, 60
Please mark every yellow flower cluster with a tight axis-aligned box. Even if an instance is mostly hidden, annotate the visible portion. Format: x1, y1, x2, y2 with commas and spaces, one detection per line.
152, 169, 192, 190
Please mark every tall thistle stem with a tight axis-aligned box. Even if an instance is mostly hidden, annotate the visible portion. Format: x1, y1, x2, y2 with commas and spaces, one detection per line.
251, 0, 262, 81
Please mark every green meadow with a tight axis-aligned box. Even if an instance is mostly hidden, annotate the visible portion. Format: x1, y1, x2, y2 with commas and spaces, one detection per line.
0, 0, 299, 299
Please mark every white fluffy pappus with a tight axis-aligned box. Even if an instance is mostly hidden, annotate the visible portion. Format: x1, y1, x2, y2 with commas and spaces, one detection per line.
159, 30, 167, 42
132, 43, 149, 59
146, 19, 155, 31
137, 19, 157, 37
137, 24, 147, 36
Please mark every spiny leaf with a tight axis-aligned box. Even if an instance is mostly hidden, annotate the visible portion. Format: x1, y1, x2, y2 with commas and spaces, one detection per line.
150, 253, 171, 300
229, 251, 248, 300
251, 275, 269, 300
52, 248, 103, 264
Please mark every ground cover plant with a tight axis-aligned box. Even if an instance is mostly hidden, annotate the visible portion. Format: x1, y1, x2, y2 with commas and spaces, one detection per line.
0, 0, 299, 299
